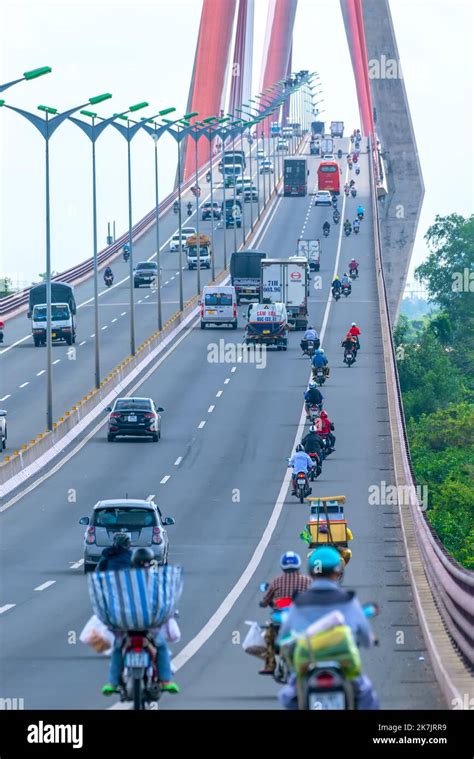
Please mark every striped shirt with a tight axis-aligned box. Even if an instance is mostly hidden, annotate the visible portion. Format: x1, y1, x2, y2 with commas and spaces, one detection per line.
261, 572, 311, 607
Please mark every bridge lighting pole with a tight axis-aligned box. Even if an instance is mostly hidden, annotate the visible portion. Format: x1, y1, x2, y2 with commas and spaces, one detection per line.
110, 102, 150, 356
202, 116, 229, 281
0, 93, 112, 430
0, 66, 52, 93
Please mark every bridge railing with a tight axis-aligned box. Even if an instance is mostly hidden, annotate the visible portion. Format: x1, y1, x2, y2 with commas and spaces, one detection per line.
368, 137, 474, 693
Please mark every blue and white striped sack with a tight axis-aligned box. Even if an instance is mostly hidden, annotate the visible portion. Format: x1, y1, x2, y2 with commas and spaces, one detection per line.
88, 565, 183, 632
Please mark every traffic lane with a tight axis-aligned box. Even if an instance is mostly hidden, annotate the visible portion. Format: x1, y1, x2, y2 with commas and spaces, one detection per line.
0, 172, 264, 447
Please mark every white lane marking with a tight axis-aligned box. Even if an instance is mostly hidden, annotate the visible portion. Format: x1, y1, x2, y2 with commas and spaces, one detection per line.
70, 559, 84, 570
102, 326, 108, 331
0, 335, 30, 353
137, 300, 143, 304
146, 494, 155, 502
198, 421, 206, 429
79, 341, 86, 346
231, 367, 236, 373
160, 475, 170, 484
36, 370, 45, 376
0, 394, 11, 401
174, 457, 182, 466
0, 604, 16, 614
90, 333, 95, 338
19, 382, 29, 388
164, 281, 169, 285
224, 378, 230, 384
121, 312, 126, 316
112, 318, 118, 323
34, 580, 56, 592
208, 405, 215, 413
52, 359, 60, 365
216, 390, 223, 398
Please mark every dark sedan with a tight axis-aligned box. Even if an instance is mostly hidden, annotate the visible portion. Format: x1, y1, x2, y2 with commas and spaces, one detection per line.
106, 397, 163, 442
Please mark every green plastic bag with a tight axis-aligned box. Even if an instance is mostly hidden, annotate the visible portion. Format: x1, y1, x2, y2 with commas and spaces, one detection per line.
293, 625, 361, 680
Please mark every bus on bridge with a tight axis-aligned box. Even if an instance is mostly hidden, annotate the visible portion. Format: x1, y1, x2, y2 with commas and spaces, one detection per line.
317, 160, 340, 195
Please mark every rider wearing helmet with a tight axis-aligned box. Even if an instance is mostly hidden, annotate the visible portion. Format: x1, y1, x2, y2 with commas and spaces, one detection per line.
104, 265, 113, 282
258, 552, 311, 675
349, 258, 359, 276
288, 445, 314, 496
132, 547, 155, 568
341, 272, 351, 290
97, 533, 132, 572
344, 218, 352, 232
277, 547, 379, 710
353, 218, 360, 232
304, 382, 323, 416
311, 347, 330, 380
315, 410, 336, 451
301, 423, 326, 462
357, 204, 364, 218
348, 322, 361, 350
300, 325, 320, 354
323, 220, 330, 234
332, 275, 342, 294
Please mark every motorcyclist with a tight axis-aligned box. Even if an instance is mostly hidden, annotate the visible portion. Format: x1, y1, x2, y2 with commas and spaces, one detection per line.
102, 547, 180, 697
289, 445, 314, 496
0, 319, 4, 343
300, 326, 319, 354
348, 322, 361, 350
342, 332, 358, 362
349, 179, 355, 188
304, 382, 323, 418
349, 258, 359, 276
344, 184, 350, 196
333, 208, 340, 224
353, 218, 360, 233
206, 171, 211, 182
357, 204, 365, 219
258, 552, 311, 675
315, 410, 335, 451
322, 221, 330, 235
173, 200, 179, 214
186, 201, 193, 215
312, 346, 328, 372
332, 275, 342, 296
97, 533, 132, 572
122, 244, 130, 261
301, 424, 326, 467
104, 266, 113, 284
341, 273, 351, 292
277, 547, 379, 710
343, 219, 352, 234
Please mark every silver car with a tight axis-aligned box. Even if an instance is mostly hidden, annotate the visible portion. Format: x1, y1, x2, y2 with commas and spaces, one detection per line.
80, 499, 175, 572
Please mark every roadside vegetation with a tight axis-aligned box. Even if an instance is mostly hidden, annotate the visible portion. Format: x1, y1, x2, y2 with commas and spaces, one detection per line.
394, 214, 474, 569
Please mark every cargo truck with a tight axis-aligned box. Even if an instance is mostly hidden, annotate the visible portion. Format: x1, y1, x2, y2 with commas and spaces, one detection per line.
260, 258, 308, 330
230, 250, 266, 303
284, 158, 307, 196
297, 238, 321, 271
330, 121, 344, 138
28, 282, 77, 347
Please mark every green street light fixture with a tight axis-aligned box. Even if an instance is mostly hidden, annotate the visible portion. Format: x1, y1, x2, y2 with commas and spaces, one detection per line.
0, 92, 112, 429
0, 65, 52, 93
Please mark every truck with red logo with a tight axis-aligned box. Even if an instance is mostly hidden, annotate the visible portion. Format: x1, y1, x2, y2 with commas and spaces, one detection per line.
260, 258, 308, 330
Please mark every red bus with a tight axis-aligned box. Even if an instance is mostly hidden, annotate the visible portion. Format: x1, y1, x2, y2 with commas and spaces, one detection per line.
317, 161, 340, 195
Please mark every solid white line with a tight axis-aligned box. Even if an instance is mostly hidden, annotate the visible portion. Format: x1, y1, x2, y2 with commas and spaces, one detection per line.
216, 391, 223, 398
224, 378, 230, 384
160, 475, 170, 484
70, 559, 84, 570
0, 604, 16, 614
208, 405, 215, 413
0, 394, 11, 401
174, 457, 182, 466
198, 421, 206, 429
19, 382, 29, 388
146, 494, 155, 502
36, 370, 45, 376
34, 580, 56, 592
79, 341, 86, 346
52, 359, 60, 365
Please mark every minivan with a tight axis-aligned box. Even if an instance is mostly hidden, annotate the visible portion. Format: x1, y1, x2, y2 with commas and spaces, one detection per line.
200, 286, 238, 329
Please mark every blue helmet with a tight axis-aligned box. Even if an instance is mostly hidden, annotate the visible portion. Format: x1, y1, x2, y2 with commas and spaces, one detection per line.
308, 546, 342, 575
280, 551, 302, 571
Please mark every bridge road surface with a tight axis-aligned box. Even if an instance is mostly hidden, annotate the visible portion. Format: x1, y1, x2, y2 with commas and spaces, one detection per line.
0, 144, 444, 710
0, 140, 272, 452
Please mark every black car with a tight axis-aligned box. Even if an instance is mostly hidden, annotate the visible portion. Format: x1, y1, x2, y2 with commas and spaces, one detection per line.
134, 261, 157, 288
106, 397, 163, 442
201, 201, 221, 221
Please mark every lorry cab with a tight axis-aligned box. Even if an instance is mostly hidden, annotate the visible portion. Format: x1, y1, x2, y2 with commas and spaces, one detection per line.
222, 198, 242, 228
185, 234, 212, 269
244, 302, 288, 350
200, 286, 237, 329
31, 302, 76, 346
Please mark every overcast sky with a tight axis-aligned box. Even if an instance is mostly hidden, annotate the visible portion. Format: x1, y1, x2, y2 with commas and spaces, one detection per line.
1, 0, 472, 287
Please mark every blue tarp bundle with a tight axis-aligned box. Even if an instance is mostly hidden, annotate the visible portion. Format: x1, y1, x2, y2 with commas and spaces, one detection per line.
88, 566, 183, 632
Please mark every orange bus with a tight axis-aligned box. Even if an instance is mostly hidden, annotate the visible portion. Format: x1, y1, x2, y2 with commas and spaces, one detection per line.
317, 161, 340, 195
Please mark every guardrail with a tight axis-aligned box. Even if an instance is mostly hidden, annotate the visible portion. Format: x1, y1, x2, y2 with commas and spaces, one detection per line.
368, 136, 474, 701
0, 157, 218, 318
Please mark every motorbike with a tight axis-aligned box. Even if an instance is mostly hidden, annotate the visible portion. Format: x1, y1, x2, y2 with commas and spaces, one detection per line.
0, 409, 7, 450
344, 348, 356, 367
206, 171, 211, 183
104, 274, 114, 287
349, 269, 358, 280
293, 603, 379, 710
323, 226, 330, 238
312, 366, 326, 385
355, 140, 360, 150
306, 403, 322, 423
332, 287, 341, 301
123, 246, 130, 262
342, 284, 351, 298
331, 195, 338, 208
333, 210, 340, 225
259, 584, 291, 684
293, 470, 312, 503
344, 187, 349, 197
355, 167, 360, 176
0, 325, 3, 344
344, 226, 351, 237
353, 225, 360, 235
308, 451, 322, 480
187, 204, 193, 217
173, 201, 179, 215
303, 339, 319, 358
318, 432, 335, 456
357, 211, 364, 221
350, 188, 357, 197
348, 162, 353, 170
337, 149, 343, 158
118, 632, 162, 710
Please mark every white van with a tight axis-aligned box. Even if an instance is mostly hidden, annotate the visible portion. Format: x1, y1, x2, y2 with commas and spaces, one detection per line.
200, 286, 238, 330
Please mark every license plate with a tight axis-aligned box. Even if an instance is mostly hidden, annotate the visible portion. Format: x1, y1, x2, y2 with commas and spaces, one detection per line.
125, 651, 149, 668
128, 415, 137, 422
308, 691, 345, 710
207, 310, 215, 314
263, 329, 270, 334
245, 289, 252, 293
52, 332, 57, 338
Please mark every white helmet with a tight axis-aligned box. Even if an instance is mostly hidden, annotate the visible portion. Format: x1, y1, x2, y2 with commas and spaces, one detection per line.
351, 322, 356, 326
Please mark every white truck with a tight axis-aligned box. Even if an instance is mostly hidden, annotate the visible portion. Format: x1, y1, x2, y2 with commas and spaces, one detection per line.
297, 238, 321, 271
260, 258, 309, 330
320, 136, 334, 156
330, 121, 344, 138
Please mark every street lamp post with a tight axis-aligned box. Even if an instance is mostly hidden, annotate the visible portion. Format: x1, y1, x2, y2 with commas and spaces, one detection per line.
0, 93, 112, 429
0, 66, 51, 93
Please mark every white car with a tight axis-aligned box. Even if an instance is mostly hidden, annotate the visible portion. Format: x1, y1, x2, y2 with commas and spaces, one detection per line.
321, 155, 336, 161
276, 139, 289, 152
260, 161, 274, 174
314, 191, 332, 206
169, 227, 196, 251
257, 150, 267, 162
